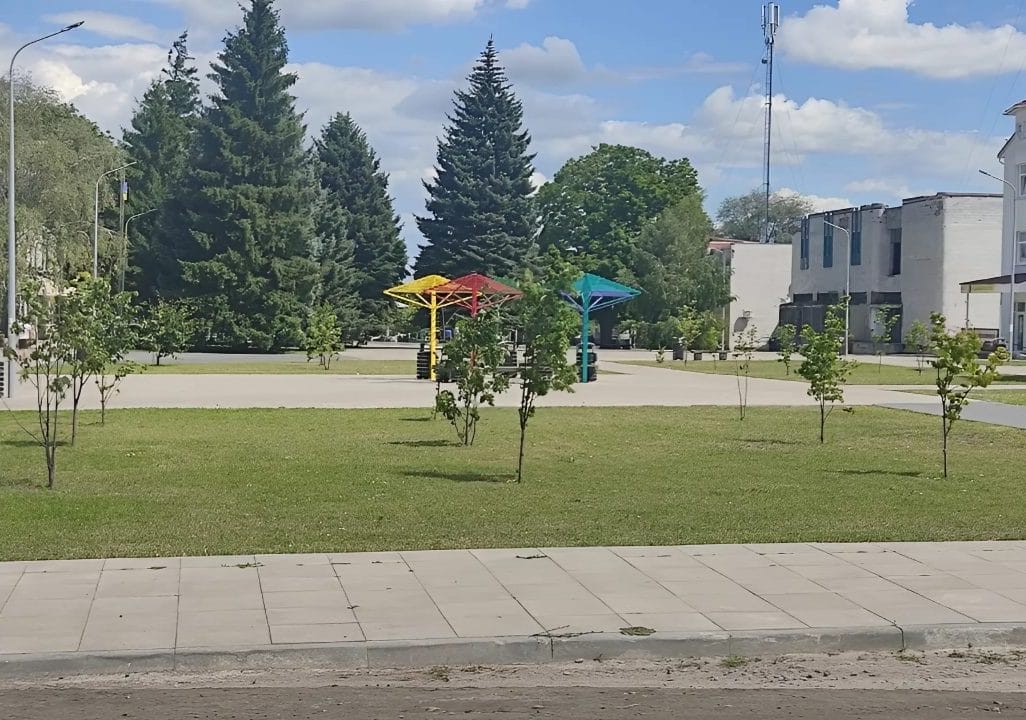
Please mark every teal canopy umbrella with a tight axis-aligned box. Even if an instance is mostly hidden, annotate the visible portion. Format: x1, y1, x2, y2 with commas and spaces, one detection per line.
562, 274, 641, 382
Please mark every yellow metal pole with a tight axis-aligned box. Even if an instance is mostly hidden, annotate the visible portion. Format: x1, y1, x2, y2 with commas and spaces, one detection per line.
429, 296, 438, 381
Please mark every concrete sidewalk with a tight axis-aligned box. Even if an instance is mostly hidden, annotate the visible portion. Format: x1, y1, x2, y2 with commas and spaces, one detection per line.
5, 543, 1026, 676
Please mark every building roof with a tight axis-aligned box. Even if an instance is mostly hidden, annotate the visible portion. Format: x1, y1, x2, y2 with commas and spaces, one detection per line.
902, 191, 1002, 205
959, 272, 1026, 292
999, 132, 1015, 159
1004, 100, 1026, 115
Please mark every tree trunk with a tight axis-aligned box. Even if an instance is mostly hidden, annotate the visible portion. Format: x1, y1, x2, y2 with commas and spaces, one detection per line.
819, 401, 825, 443
517, 418, 527, 484
942, 417, 949, 478
155, 353, 162, 366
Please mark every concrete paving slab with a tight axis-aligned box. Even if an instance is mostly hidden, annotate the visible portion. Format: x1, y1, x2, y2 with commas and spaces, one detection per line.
9, 544, 1026, 676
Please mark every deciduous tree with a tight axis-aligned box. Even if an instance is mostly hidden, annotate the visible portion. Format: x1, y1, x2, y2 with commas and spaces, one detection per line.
798, 301, 856, 442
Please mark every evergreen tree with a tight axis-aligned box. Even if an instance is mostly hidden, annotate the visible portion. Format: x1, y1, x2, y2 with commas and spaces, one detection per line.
312, 189, 359, 338
174, 0, 319, 350
122, 32, 200, 300
415, 39, 537, 279
314, 113, 406, 339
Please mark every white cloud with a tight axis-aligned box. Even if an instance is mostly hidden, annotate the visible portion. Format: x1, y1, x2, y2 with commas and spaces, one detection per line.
845, 178, 916, 199
506, 0, 532, 8
154, 0, 510, 33
779, 0, 1026, 78
776, 187, 853, 213
43, 12, 163, 42
503, 36, 586, 87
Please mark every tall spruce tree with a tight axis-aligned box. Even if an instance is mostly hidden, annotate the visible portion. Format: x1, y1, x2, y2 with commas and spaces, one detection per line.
174, 0, 318, 350
122, 32, 200, 300
314, 113, 406, 339
415, 39, 537, 279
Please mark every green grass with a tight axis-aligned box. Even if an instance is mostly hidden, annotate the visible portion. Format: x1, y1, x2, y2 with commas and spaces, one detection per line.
144, 359, 414, 375
1, 406, 1024, 560
903, 389, 1026, 407
629, 359, 1026, 385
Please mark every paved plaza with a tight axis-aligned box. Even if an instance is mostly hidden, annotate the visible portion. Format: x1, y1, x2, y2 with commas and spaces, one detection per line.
5, 542, 1026, 674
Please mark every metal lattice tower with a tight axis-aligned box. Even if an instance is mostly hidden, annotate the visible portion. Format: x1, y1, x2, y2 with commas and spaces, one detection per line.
761, 3, 780, 244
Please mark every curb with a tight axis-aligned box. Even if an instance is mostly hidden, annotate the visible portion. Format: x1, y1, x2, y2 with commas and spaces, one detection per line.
1, 624, 1024, 680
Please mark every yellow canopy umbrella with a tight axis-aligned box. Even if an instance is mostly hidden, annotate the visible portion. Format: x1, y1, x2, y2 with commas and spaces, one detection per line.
384, 275, 466, 380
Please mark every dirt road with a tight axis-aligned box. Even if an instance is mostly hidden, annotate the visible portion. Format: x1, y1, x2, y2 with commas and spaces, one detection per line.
3, 686, 1025, 719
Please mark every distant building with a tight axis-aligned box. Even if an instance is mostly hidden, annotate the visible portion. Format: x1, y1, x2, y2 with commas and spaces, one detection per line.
959, 100, 1026, 354
781, 193, 1002, 352
708, 238, 790, 349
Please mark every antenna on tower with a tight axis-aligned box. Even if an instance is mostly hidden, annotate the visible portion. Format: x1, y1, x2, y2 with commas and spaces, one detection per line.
761, 3, 780, 244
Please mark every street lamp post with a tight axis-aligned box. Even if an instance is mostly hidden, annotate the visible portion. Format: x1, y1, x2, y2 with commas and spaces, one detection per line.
93, 161, 137, 278
823, 220, 851, 358
6, 21, 84, 399
121, 208, 156, 292
979, 169, 1018, 356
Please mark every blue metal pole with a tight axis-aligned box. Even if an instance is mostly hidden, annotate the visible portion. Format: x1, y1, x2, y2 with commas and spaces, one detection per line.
581, 299, 590, 383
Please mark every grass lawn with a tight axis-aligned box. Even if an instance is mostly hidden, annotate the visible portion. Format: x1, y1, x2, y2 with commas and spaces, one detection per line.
144, 359, 414, 375
1, 406, 1024, 560
628, 359, 1026, 385
904, 389, 1026, 407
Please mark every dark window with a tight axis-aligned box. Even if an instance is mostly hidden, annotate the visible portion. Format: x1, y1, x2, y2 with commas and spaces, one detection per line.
799, 217, 809, 270
823, 215, 834, 268
851, 212, 862, 266
889, 229, 902, 275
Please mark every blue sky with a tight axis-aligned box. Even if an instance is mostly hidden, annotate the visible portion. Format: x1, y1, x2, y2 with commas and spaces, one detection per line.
4, 0, 1026, 255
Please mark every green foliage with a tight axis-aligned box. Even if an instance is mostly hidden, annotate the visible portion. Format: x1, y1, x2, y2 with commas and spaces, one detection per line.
435, 312, 511, 446
930, 313, 1007, 477
904, 318, 930, 373
122, 32, 200, 300
514, 260, 578, 482
631, 196, 732, 323
174, 0, 319, 350
3, 278, 76, 488
798, 301, 857, 442
0, 76, 120, 298
314, 112, 406, 339
63, 276, 142, 432
141, 299, 194, 365
415, 39, 537, 279
733, 325, 759, 421
773, 323, 797, 375
716, 188, 813, 243
872, 308, 900, 371
305, 305, 344, 370
537, 144, 700, 280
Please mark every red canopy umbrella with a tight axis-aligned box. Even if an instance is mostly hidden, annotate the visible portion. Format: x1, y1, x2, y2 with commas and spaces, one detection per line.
429, 273, 522, 317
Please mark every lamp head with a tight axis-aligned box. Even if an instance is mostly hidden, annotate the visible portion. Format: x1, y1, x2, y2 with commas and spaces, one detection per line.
63, 21, 85, 31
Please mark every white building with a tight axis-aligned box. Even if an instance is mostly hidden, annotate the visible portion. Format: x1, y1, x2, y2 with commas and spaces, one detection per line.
708, 239, 791, 349
782, 193, 1003, 351
959, 100, 1026, 354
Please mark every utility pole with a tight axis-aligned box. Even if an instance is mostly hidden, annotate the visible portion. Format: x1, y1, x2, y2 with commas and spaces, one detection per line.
761, 3, 780, 244
118, 170, 127, 292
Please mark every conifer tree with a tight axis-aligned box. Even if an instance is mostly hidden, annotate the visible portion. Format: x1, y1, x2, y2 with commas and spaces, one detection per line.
314, 113, 406, 339
415, 39, 537, 279
122, 32, 200, 300
174, 0, 318, 350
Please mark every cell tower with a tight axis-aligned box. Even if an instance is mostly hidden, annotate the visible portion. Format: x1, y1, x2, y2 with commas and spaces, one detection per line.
761, 3, 780, 244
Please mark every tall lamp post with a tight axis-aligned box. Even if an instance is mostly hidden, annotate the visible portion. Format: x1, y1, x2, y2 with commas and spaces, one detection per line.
823, 220, 851, 358
93, 161, 136, 278
979, 169, 1018, 356
121, 208, 156, 292
6, 21, 85, 400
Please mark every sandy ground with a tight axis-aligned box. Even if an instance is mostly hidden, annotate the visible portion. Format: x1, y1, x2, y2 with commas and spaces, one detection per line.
4, 650, 1026, 718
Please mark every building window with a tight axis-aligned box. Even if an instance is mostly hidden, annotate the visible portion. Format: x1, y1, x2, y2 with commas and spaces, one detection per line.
850, 211, 862, 266
889, 228, 902, 276
1018, 230, 1026, 264
823, 215, 834, 268
800, 217, 809, 270
1019, 163, 1026, 195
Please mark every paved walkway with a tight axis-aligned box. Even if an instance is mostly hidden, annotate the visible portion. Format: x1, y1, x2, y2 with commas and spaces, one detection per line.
6, 542, 1026, 675
883, 400, 1026, 429
0, 361, 920, 411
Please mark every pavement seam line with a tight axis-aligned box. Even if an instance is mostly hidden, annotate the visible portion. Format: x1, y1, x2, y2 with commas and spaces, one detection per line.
468, 548, 552, 657
397, 551, 460, 640
883, 546, 989, 623
0, 564, 24, 615
172, 557, 182, 669
540, 548, 633, 631
75, 561, 106, 652
253, 557, 273, 651
797, 545, 903, 628
688, 547, 809, 631
329, 556, 367, 646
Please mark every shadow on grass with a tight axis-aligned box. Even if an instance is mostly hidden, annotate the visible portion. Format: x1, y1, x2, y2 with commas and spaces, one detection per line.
998, 374, 1026, 383
389, 439, 458, 448
740, 438, 801, 446
832, 469, 923, 479
398, 417, 434, 422
1, 439, 67, 449
402, 469, 515, 484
